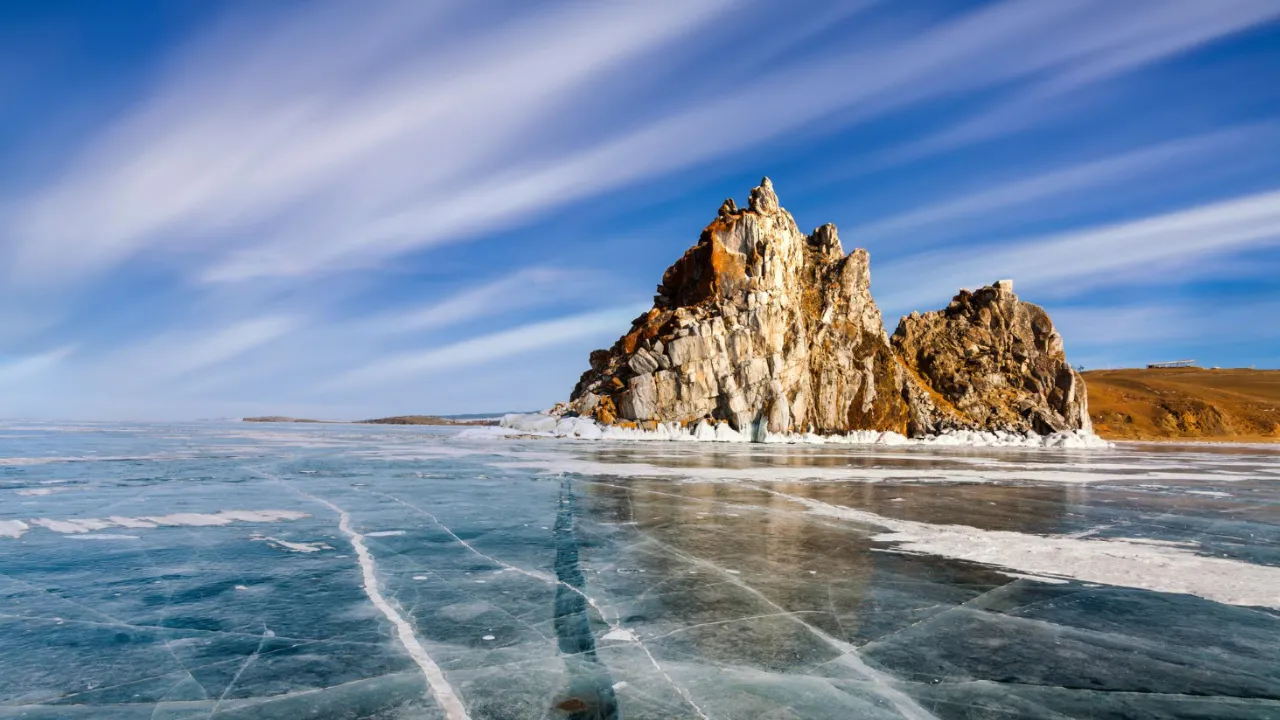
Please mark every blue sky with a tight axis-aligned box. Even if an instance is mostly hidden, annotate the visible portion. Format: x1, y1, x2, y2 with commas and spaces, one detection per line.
1, 0, 1279, 420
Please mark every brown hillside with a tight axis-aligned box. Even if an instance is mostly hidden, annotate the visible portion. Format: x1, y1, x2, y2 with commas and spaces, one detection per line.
1084, 368, 1280, 442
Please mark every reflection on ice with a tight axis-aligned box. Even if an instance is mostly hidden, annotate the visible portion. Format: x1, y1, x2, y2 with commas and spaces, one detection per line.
1, 421, 1277, 718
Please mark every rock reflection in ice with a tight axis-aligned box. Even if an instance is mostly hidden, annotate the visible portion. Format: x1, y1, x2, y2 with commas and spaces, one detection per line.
1, 421, 1277, 718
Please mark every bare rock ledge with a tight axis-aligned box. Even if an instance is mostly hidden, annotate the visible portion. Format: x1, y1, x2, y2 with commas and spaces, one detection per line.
561, 178, 1090, 439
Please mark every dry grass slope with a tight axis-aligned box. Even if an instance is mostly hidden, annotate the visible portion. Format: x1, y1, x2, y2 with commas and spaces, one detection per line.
1084, 368, 1280, 442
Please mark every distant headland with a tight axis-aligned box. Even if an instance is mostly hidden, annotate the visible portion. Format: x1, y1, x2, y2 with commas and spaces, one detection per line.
243, 415, 499, 426
1084, 367, 1280, 443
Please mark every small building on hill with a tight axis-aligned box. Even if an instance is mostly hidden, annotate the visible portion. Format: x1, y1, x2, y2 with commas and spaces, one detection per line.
1147, 360, 1196, 369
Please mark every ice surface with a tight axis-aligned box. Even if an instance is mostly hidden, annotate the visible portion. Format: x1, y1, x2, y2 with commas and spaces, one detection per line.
1, 420, 1278, 718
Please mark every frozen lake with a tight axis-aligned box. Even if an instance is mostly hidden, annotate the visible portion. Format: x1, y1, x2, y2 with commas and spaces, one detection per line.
1, 422, 1278, 719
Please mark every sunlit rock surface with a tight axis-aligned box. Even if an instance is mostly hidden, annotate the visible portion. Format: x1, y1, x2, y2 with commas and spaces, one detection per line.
2, 421, 1278, 718
892, 279, 1091, 435
568, 179, 1088, 438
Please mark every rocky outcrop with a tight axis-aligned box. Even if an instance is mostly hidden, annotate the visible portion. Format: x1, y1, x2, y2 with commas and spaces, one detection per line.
891, 280, 1090, 435
565, 178, 1087, 438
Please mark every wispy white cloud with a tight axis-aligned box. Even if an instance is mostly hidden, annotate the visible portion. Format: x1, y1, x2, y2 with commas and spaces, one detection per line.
360, 267, 589, 336
849, 123, 1278, 245
5, 0, 738, 284
329, 305, 642, 389
166, 316, 301, 376
95, 315, 300, 385
876, 187, 1280, 313
869, 0, 1280, 168
1053, 297, 1280, 368
0, 346, 76, 386
8, 0, 1277, 287
0, 264, 634, 417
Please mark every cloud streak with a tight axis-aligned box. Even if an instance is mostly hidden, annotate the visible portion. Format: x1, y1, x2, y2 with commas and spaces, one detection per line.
867, 0, 1280, 168
876, 187, 1280, 313
6, 0, 738, 284
360, 268, 589, 336
88, 315, 300, 390
8, 0, 1278, 287
1056, 299, 1280, 347
0, 347, 76, 386
329, 305, 643, 389
848, 123, 1279, 246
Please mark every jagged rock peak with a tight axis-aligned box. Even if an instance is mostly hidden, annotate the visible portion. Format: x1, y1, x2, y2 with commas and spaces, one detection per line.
568, 178, 917, 435
563, 178, 1090, 439
748, 176, 780, 213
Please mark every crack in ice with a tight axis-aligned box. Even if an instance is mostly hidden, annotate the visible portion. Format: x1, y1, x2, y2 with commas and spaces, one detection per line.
208, 623, 272, 718
383, 490, 710, 718
379, 493, 557, 584
634, 533, 939, 720
295, 489, 472, 720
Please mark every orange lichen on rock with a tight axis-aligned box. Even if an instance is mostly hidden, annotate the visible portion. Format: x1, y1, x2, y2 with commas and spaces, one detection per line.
594, 395, 617, 425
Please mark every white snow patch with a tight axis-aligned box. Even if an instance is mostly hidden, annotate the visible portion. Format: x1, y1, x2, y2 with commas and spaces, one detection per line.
66, 534, 140, 541
31, 518, 116, 534
16, 488, 62, 496
2, 510, 310, 539
366, 530, 407, 537
499, 413, 1111, 449
601, 628, 638, 642
0, 520, 29, 538
256, 535, 332, 553
144, 510, 310, 526
108, 516, 158, 528
1186, 490, 1233, 498
142, 513, 235, 527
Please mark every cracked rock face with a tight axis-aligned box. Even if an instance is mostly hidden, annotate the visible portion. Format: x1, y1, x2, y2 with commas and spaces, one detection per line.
566, 178, 1087, 437
891, 280, 1091, 435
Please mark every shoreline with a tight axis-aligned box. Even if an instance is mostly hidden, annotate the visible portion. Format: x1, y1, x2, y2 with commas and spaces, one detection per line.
1108, 438, 1280, 449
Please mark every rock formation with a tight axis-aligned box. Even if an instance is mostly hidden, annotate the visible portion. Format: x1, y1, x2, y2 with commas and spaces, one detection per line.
892, 281, 1090, 435
564, 178, 1088, 438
